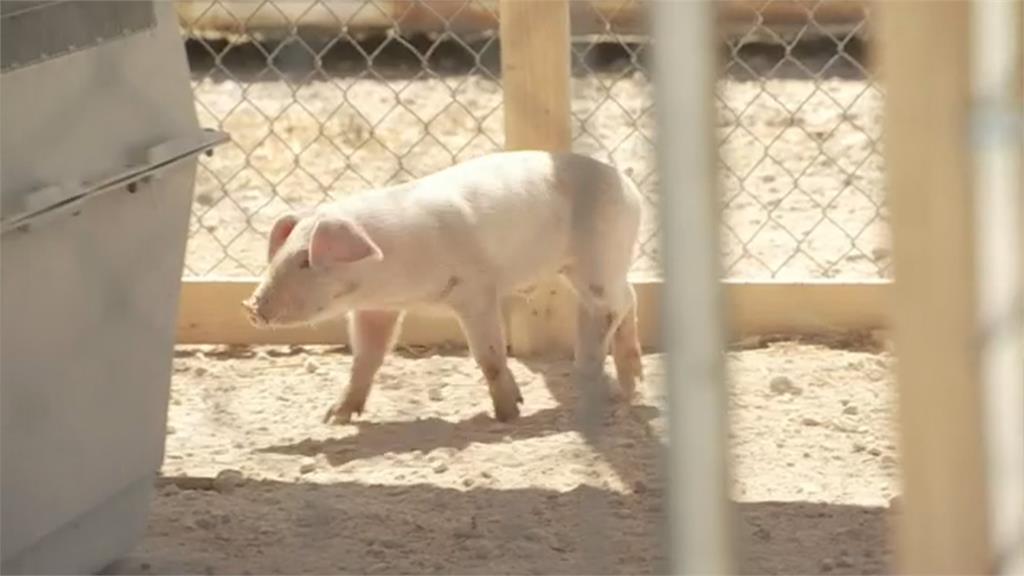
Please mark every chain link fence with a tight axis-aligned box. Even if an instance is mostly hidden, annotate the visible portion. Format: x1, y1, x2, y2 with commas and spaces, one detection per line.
178, 0, 886, 281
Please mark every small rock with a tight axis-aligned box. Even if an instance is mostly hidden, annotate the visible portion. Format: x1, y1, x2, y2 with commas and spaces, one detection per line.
820, 557, 835, 572
462, 477, 475, 488
801, 417, 822, 427
212, 469, 245, 494
769, 375, 802, 396
256, 350, 271, 361
193, 366, 208, 377
159, 482, 181, 496
843, 405, 859, 416
868, 447, 882, 457
428, 388, 444, 402
194, 515, 216, 530
633, 480, 648, 494
304, 358, 319, 373
166, 425, 176, 435
433, 462, 449, 474
522, 528, 546, 543
753, 526, 771, 541
799, 482, 819, 494
480, 470, 493, 479
299, 460, 317, 475
802, 451, 811, 458
472, 540, 495, 559
365, 546, 386, 560
871, 246, 891, 261
852, 442, 866, 453
836, 555, 855, 568
733, 335, 764, 350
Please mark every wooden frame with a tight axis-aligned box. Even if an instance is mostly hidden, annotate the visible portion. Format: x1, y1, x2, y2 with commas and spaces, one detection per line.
498, 0, 573, 356
176, 0, 870, 39
176, 278, 890, 346
176, 0, 891, 349
880, 1, 994, 573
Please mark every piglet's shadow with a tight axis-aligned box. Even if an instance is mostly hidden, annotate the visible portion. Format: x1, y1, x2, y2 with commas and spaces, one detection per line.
257, 357, 661, 469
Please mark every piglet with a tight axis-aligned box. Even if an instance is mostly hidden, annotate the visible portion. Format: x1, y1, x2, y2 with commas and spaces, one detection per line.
242, 150, 643, 424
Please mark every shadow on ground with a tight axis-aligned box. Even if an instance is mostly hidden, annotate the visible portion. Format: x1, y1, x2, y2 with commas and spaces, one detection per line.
107, 477, 891, 575
110, 357, 891, 575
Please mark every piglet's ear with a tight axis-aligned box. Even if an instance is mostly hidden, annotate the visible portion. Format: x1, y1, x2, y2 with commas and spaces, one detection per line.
268, 213, 299, 262
309, 217, 382, 269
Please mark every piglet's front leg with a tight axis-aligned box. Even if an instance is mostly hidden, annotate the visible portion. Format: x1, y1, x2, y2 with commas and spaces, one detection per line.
324, 309, 404, 424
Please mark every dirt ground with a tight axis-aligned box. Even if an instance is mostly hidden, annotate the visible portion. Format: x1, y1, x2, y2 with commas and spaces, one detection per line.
183, 38, 887, 281
107, 337, 900, 575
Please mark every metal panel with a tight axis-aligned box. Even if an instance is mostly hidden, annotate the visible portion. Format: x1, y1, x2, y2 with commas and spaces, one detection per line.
1, 1, 156, 73
1, 129, 228, 234
0, 2, 198, 221
0, 2, 225, 572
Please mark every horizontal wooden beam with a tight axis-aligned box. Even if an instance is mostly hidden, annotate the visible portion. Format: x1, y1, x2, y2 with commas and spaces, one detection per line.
175, 0, 869, 40
177, 278, 891, 348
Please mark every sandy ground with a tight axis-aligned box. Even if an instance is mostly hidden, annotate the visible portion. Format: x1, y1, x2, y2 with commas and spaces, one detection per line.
107, 338, 900, 575
183, 38, 887, 281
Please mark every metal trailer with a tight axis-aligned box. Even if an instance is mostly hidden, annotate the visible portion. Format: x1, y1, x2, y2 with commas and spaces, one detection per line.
0, 2, 226, 573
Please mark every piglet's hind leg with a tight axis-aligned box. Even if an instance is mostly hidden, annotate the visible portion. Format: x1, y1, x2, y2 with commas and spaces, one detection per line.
453, 291, 523, 422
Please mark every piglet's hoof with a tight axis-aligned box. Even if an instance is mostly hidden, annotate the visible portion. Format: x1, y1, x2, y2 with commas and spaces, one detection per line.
323, 401, 359, 425
493, 398, 521, 422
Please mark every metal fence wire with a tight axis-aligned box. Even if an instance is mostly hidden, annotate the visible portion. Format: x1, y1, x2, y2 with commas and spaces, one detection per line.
178, 0, 887, 281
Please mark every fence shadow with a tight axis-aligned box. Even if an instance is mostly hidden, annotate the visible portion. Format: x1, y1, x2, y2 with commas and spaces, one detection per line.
107, 477, 892, 575
184, 35, 870, 83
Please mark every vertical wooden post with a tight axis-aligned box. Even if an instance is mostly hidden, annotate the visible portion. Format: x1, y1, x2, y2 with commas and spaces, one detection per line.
499, 0, 573, 355
879, 2, 993, 573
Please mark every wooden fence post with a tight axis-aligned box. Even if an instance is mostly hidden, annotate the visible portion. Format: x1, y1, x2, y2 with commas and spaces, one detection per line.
499, 0, 573, 356
879, 2, 993, 573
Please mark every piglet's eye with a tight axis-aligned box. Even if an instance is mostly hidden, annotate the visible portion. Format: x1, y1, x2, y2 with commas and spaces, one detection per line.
298, 256, 310, 269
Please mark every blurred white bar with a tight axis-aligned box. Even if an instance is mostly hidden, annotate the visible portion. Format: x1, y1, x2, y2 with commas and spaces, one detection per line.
653, 1, 734, 574
971, 1, 1024, 574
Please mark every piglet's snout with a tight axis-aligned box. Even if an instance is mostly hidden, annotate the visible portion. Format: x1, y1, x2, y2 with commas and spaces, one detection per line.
241, 296, 267, 326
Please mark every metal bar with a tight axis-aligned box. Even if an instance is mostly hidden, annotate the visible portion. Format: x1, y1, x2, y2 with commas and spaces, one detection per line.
971, 1, 1024, 574
653, 1, 734, 573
